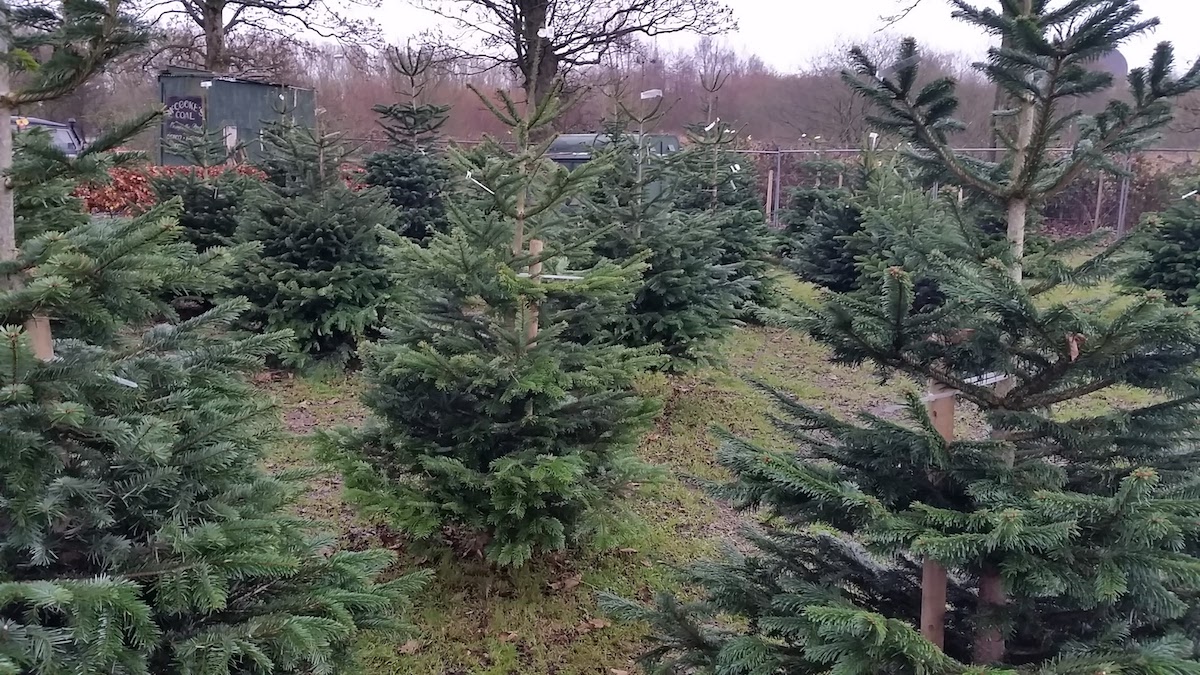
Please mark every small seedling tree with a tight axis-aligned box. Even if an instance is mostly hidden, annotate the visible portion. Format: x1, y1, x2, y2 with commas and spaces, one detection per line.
606, 1, 1200, 671
321, 69, 660, 565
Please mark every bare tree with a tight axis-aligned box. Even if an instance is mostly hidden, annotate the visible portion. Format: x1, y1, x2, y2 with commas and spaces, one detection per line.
139, 0, 380, 74
416, 0, 736, 104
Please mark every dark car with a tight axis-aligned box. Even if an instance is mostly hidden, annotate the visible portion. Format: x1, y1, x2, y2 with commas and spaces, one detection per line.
546, 133, 680, 171
13, 116, 86, 157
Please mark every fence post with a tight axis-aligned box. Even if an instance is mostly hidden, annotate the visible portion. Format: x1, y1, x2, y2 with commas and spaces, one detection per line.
765, 169, 775, 225
772, 148, 783, 227
921, 379, 954, 649
1115, 154, 1132, 237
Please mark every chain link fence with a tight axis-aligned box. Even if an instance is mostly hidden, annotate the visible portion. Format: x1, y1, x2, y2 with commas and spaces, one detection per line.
742, 147, 1200, 236
341, 134, 1199, 236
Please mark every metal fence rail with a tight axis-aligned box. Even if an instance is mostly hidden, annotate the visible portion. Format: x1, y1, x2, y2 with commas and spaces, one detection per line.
341, 134, 1200, 236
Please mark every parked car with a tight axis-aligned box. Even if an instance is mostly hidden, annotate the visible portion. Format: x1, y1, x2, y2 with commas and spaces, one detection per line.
546, 133, 680, 170
13, 116, 85, 157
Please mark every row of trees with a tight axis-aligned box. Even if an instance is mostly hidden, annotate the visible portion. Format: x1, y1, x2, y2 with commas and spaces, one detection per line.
0, 1, 433, 673
41, 25, 1200, 157
2, 0, 779, 668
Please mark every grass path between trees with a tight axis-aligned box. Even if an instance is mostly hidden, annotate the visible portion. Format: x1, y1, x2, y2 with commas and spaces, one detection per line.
257, 272, 1151, 674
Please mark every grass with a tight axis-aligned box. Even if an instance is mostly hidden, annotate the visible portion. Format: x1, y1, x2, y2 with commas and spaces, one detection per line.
257, 267, 1163, 674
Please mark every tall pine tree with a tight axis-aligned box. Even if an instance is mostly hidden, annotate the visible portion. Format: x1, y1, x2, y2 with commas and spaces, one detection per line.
606, 1, 1200, 672
320, 76, 660, 567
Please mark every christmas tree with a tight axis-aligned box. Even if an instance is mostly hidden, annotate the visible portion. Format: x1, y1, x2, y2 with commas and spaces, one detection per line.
363, 44, 453, 242
237, 118, 397, 363
151, 127, 261, 252
671, 119, 776, 318
606, 1, 1200, 672
0, 2, 429, 671
1127, 196, 1200, 304
578, 112, 741, 367
320, 75, 661, 567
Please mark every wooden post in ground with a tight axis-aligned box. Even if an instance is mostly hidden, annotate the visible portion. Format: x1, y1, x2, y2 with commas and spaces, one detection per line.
920, 379, 954, 649
26, 316, 53, 360
526, 238, 543, 346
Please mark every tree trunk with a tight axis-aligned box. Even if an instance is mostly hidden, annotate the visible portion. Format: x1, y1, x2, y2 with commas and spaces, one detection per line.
921, 380, 955, 650
202, 0, 227, 73
0, 17, 53, 360
522, 38, 558, 109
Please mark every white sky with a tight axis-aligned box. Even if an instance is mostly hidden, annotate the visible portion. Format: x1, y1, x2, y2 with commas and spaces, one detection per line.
371, 0, 1200, 74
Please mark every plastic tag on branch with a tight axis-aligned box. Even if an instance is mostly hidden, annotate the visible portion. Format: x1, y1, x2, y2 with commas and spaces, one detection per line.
537, 27, 552, 38
640, 89, 663, 99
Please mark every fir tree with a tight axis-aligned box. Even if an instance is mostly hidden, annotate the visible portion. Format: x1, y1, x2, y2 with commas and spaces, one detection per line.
151, 127, 260, 251
1127, 196, 1200, 305
237, 119, 397, 363
580, 114, 742, 367
320, 77, 660, 567
672, 120, 776, 317
363, 44, 453, 242
608, 2, 1200, 672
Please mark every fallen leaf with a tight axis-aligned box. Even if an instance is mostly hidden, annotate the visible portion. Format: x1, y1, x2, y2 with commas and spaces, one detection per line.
549, 573, 582, 592
641, 560, 653, 568
399, 639, 421, 655
1067, 333, 1086, 362
588, 618, 611, 629
500, 631, 519, 643
611, 670, 630, 675
618, 548, 638, 554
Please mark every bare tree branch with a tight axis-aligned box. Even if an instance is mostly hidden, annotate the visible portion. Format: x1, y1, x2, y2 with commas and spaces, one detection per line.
415, 0, 735, 103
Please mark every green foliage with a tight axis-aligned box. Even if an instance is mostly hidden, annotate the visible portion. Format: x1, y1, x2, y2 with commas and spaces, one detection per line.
614, 199, 1200, 671
236, 121, 397, 363
362, 149, 451, 241
1127, 197, 1200, 305
151, 127, 259, 251
3, 152, 427, 675
320, 81, 661, 567
783, 185, 866, 293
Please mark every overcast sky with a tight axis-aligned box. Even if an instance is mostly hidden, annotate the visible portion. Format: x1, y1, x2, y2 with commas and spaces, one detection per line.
373, 0, 1200, 74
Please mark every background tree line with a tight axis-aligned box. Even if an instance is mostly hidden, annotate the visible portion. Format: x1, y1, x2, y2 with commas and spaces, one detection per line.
31, 24, 1200, 155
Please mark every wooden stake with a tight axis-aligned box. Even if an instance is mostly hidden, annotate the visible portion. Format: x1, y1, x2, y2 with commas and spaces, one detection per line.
921, 379, 954, 650
525, 238, 543, 347
26, 315, 53, 361
974, 376, 1015, 664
